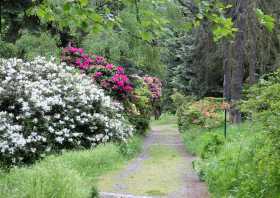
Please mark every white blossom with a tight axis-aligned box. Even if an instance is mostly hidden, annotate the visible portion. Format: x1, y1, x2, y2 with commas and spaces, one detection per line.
0, 57, 134, 165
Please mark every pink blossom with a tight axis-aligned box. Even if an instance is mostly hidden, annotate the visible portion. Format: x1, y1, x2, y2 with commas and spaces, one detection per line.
123, 85, 133, 92
117, 81, 124, 87
105, 64, 114, 70
95, 56, 105, 64
112, 74, 128, 83
82, 55, 93, 63
75, 58, 82, 65
94, 72, 103, 78
116, 66, 124, 74
69, 47, 84, 55
78, 48, 84, 54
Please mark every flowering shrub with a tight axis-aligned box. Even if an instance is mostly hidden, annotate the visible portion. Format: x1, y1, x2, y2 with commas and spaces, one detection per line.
177, 97, 224, 130
0, 57, 133, 166
61, 46, 133, 99
61, 46, 163, 132
125, 76, 153, 134
143, 76, 162, 119
143, 76, 162, 101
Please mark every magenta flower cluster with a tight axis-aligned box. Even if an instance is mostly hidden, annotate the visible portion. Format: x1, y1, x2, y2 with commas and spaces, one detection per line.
61, 46, 133, 98
143, 76, 162, 101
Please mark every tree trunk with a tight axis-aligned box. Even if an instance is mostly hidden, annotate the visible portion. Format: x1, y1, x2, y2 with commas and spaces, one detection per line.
223, 40, 231, 102
224, 0, 249, 123
248, 1, 257, 85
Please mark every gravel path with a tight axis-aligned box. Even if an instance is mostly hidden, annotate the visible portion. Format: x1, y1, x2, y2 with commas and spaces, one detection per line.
98, 124, 209, 198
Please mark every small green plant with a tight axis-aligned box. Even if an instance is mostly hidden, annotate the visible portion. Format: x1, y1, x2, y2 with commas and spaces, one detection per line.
15, 32, 60, 60
0, 40, 18, 58
119, 136, 142, 159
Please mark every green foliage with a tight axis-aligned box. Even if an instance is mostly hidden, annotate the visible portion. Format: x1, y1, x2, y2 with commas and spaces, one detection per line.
0, 40, 18, 58
125, 81, 153, 134
256, 8, 275, 32
177, 97, 224, 131
179, 70, 280, 197
192, 1, 238, 42
241, 68, 280, 149
15, 32, 60, 60
182, 123, 280, 197
210, 15, 238, 42
28, 0, 106, 35
118, 135, 143, 159
171, 91, 194, 109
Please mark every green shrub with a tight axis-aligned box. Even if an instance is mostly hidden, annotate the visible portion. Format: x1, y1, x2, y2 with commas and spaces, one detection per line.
182, 70, 280, 197
15, 32, 60, 60
177, 97, 224, 131
241, 68, 280, 150
183, 123, 280, 197
0, 40, 18, 58
170, 91, 193, 109
119, 135, 142, 159
125, 79, 153, 134
182, 127, 224, 158
0, 58, 133, 167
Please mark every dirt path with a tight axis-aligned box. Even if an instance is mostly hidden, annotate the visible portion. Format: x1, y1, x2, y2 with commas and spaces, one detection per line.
98, 123, 209, 198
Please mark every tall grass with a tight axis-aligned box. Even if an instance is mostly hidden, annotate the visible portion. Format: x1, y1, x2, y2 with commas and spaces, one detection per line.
0, 136, 142, 198
182, 122, 280, 197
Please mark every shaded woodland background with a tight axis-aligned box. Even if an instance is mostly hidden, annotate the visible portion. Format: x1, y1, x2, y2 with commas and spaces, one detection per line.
1, 0, 280, 122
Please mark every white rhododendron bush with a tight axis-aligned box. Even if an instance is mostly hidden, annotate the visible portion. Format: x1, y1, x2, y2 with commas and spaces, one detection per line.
0, 57, 133, 166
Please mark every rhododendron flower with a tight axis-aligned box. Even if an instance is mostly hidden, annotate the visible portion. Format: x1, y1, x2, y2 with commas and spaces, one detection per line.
75, 58, 82, 65
80, 62, 90, 70
61, 46, 135, 98
69, 47, 84, 54
82, 55, 93, 63
123, 85, 133, 92
94, 72, 103, 78
117, 66, 124, 74
78, 48, 84, 54
112, 74, 128, 83
106, 64, 114, 70
117, 80, 125, 87
95, 56, 105, 64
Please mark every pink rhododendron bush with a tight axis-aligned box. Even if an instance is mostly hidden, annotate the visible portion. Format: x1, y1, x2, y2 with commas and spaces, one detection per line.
0, 57, 133, 166
61, 46, 133, 100
61, 46, 162, 133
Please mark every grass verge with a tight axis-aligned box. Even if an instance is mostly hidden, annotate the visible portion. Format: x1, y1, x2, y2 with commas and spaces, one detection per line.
181, 122, 280, 197
0, 136, 143, 198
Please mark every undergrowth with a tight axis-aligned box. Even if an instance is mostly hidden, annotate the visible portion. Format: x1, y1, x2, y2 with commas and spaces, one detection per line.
182, 122, 280, 197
